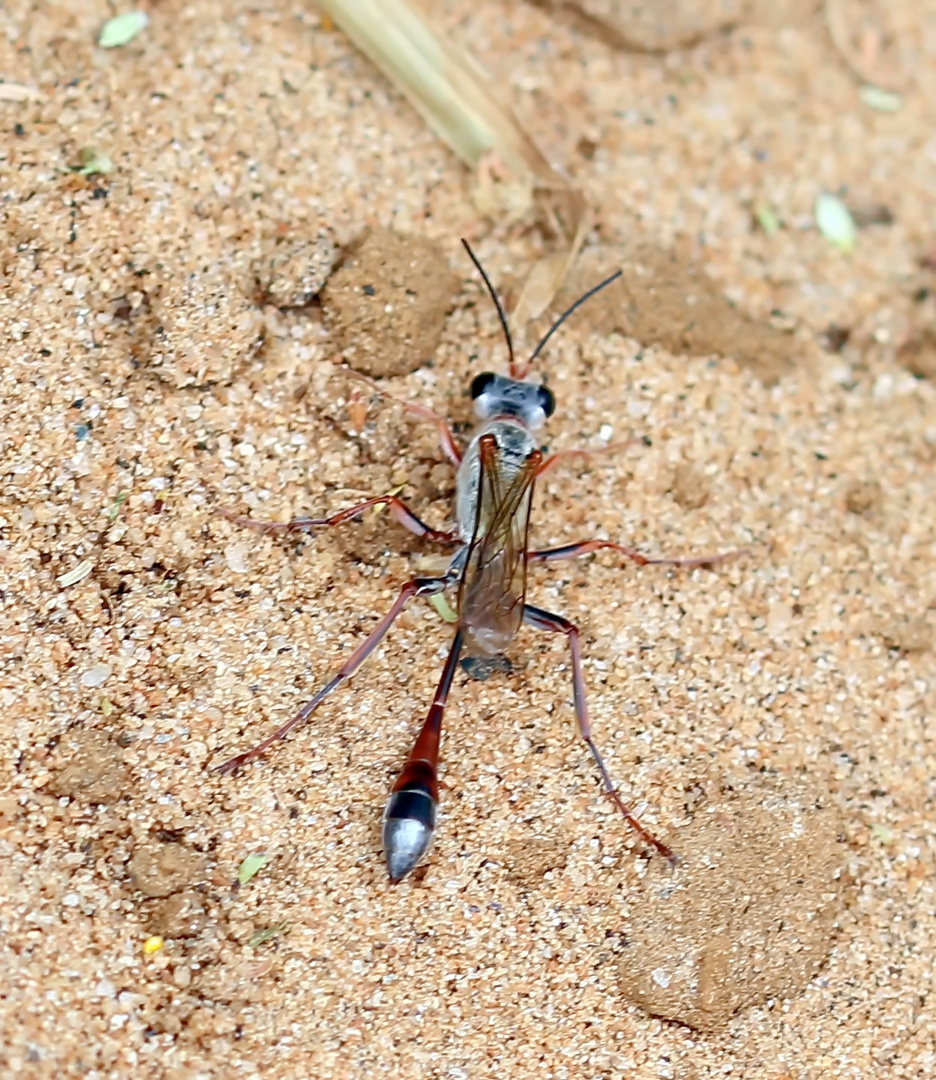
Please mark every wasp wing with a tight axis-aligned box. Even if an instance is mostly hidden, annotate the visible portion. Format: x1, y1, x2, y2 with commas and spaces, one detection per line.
458, 434, 542, 657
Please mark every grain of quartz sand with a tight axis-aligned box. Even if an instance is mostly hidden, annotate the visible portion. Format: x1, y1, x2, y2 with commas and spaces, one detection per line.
2, 1, 936, 1078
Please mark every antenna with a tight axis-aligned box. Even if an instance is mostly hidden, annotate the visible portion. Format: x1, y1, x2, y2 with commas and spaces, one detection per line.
524, 268, 623, 373
461, 239, 516, 377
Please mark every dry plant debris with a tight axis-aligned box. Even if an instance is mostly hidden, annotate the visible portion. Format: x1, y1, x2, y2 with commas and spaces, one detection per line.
824, 0, 906, 91
318, 0, 590, 336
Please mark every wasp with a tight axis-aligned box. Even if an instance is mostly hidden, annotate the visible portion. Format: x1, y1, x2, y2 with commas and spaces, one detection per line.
215, 241, 741, 881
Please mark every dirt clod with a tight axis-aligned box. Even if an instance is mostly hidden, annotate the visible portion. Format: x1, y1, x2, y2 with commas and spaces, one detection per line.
321, 229, 459, 377
548, 244, 797, 385
504, 834, 570, 887
880, 614, 933, 655
47, 728, 130, 804
148, 890, 211, 938
150, 270, 265, 388
128, 843, 209, 898
546, 0, 745, 52
670, 462, 711, 510
845, 479, 883, 516
255, 229, 336, 308
541, 0, 821, 51
615, 777, 847, 1032
898, 329, 936, 380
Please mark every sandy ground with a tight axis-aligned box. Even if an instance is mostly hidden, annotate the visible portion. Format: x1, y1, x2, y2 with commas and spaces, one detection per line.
2, 1, 936, 1077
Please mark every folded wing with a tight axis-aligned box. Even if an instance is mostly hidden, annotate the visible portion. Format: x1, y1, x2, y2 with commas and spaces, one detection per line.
458, 433, 542, 658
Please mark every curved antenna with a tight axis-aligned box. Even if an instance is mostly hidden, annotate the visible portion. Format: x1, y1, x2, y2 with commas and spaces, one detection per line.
519, 268, 623, 378
461, 239, 516, 377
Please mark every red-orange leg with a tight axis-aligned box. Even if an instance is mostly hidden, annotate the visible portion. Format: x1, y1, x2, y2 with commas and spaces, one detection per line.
398, 400, 463, 468
213, 573, 453, 775
536, 439, 642, 479
522, 604, 677, 865
383, 629, 465, 882
216, 496, 460, 545
528, 539, 747, 569
347, 370, 463, 466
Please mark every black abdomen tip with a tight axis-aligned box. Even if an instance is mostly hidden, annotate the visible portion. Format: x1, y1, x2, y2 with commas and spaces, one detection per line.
383, 786, 437, 882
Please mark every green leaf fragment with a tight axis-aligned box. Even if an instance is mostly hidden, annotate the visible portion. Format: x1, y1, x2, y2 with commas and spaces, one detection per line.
753, 204, 780, 236
859, 85, 902, 113
870, 822, 894, 844
237, 853, 270, 885
248, 923, 288, 948
815, 193, 856, 254
428, 592, 459, 623
98, 11, 149, 49
108, 492, 127, 522
76, 147, 114, 176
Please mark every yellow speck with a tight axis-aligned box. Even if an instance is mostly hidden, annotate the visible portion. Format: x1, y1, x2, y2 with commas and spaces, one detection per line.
143, 935, 164, 955
372, 485, 405, 516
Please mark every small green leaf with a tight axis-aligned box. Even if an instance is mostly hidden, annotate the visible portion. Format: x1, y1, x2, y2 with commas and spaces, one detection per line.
75, 147, 114, 177
859, 85, 902, 113
98, 11, 149, 49
870, 822, 894, 844
237, 853, 270, 885
815, 193, 857, 255
428, 592, 459, 623
753, 203, 781, 236
248, 923, 288, 948
100, 696, 114, 716
108, 491, 127, 522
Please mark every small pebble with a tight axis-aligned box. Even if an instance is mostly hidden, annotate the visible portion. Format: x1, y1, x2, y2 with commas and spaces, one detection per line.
79, 663, 113, 688
224, 542, 251, 574
255, 230, 336, 307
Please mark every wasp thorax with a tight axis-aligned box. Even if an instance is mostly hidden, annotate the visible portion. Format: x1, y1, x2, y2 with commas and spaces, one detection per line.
470, 372, 555, 429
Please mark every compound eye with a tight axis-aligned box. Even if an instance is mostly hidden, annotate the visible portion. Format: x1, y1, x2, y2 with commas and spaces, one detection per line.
470, 372, 497, 400
536, 384, 556, 418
